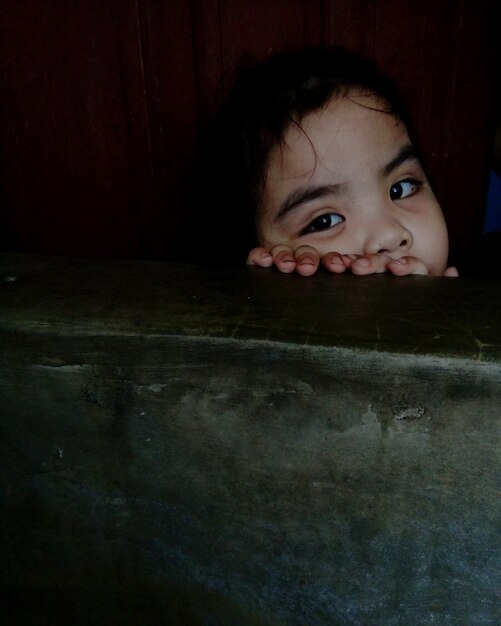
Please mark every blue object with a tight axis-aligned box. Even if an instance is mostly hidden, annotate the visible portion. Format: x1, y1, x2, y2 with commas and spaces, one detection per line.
484, 169, 501, 232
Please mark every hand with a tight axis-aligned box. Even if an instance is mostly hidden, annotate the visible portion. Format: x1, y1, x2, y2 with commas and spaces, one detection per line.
247, 245, 347, 277
247, 245, 459, 277
348, 253, 459, 277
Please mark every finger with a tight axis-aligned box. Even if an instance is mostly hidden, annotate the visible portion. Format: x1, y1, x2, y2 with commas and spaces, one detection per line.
350, 253, 391, 275
294, 245, 320, 276
270, 245, 297, 273
387, 256, 429, 276
340, 254, 360, 270
444, 266, 459, 277
246, 247, 273, 267
321, 251, 349, 274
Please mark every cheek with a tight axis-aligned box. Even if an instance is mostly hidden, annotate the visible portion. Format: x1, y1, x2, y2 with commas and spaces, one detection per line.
413, 214, 449, 273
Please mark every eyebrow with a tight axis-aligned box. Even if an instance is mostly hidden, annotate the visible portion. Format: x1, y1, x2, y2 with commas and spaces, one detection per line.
276, 182, 349, 221
380, 143, 419, 177
275, 143, 420, 222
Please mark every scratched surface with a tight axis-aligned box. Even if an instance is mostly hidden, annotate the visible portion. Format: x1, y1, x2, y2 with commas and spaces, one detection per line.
0, 253, 500, 625
1, 252, 501, 361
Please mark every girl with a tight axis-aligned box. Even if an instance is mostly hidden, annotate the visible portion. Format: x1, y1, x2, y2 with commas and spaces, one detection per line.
190, 47, 458, 277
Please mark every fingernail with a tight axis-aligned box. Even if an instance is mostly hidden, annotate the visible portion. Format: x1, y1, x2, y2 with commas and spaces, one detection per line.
299, 255, 315, 265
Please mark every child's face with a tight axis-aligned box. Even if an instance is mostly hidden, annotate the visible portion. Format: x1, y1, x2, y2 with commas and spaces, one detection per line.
258, 93, 449, 275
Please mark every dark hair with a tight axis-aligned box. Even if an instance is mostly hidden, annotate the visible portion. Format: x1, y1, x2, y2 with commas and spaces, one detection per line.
188, 46, 413, 265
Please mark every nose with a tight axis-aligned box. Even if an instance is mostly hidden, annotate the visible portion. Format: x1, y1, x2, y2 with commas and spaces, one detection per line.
363, 217, 413, 256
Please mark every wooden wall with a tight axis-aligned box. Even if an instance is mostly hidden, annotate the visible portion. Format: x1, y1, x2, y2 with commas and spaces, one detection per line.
0, 0, 497, 263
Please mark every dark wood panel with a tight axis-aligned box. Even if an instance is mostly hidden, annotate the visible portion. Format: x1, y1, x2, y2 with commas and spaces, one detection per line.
0, 0, 152, 258
190, 0, 224, 119
219, 0, 325, 65
436, 0, 497, 260
134, 0, 198, 259
328, 0, 378, 52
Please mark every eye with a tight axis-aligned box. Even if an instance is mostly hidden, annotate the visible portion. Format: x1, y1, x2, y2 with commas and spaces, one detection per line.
390, 179, 420, 200
303, 212, 345, 234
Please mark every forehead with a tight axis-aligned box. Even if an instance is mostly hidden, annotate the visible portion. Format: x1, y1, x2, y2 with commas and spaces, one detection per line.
263, 93, 408, 189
